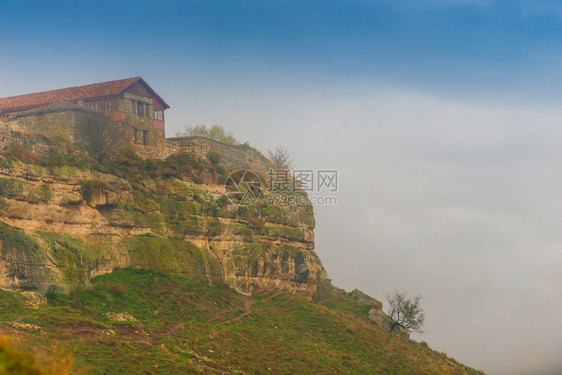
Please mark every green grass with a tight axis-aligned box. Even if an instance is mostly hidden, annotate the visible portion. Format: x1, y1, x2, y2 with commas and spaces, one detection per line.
0, 290, 33, 321
0, 269, 484, 375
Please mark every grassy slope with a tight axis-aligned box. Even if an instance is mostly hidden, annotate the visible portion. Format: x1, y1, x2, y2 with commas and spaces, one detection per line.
0, 269, 483, 375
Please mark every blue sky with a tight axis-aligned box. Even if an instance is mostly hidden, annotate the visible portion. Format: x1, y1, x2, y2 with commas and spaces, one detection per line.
1, 0, 560, 101
1, 1, 561, 374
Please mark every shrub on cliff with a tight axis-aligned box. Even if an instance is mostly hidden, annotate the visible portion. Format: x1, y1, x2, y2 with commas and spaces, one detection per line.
79, 179, 114, 201
0, 178, 23, 198
248, 217, 266, 233
0, 156, 13, 169
5, 144, 41, 164
207, 150, 220, 165
268, 146, 292, 169
216, 195, 229, 208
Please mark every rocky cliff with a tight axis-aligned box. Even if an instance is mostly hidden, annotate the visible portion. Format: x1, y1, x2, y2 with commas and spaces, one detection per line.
0, 149, 323, 298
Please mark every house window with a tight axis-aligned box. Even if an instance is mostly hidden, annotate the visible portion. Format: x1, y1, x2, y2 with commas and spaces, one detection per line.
154, 109, 163, 121
142, 130, 148, 145
134, 101, 152, 118
85, 101, 113, 112
131, 100, 151, 117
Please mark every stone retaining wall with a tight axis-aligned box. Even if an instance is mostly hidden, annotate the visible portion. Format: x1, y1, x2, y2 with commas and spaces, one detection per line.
0, 107, 272, 175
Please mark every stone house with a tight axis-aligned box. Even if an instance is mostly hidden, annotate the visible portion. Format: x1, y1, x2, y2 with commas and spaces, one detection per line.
0, 77, 170, 147
0, 77, 272, 174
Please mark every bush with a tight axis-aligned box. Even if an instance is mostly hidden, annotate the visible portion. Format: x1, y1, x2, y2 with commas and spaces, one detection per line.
6, 144, 41, 164
214, 164, 226, 175
31, 185, 52, 203
0, 156, 13, 169
40, 155, 94, 170
207, 150, 220, 165
79, 179, 116, 201
0, 178, 24, 198
216, 195, 229, 208
248, 217, 265, 232
45, 285, 66, 303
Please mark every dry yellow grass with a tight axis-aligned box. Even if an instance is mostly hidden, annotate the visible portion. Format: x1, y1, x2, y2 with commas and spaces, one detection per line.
0, 335, 73, 375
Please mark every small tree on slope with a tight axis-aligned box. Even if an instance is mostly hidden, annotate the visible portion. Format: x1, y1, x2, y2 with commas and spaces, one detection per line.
386, 290, 425, 333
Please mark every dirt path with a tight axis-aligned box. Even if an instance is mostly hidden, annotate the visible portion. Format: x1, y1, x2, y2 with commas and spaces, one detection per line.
205, 298, 255, 325
264, 291, 283, 300
219, 299, 254, 325
204, 290, 293, 325
13, 312, 35, 323
276, 295, 296, 308
150, 321, 185, 344
316, 290, 342, 306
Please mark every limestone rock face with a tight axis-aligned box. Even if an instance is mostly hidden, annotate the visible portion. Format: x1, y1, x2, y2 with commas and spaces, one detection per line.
85, 189, 124, 208
0, 160, 323, 298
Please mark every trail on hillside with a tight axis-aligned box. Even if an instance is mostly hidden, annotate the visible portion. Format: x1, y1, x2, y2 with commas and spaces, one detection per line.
205, 290, 286, 325
13, 312, 35, 323
150, 321, 185, 344
316, 289, 342, 306
219, 299, 255, 324
205, 298, 254, 325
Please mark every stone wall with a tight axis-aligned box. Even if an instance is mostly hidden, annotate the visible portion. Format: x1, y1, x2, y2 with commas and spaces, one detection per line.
0, 107, 122, 157
0, 107, 272, 175
14, 108, 83, 141
165, 137, 273, 176
0, 118, 54, 156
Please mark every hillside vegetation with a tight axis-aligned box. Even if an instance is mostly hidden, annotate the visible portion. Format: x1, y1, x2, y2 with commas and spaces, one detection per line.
0, 269, 484, 374
0, 140, 484, 374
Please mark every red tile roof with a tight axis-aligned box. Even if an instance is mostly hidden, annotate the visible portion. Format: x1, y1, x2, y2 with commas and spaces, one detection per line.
0, 77, 168, 114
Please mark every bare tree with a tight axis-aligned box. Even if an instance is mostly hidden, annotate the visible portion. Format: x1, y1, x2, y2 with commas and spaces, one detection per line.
81, 115, 129, 164
386, 290, 425, 333
268, 146, 292, 169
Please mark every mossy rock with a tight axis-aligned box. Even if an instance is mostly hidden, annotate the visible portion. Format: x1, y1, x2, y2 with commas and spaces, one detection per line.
123, 237, 222, 281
